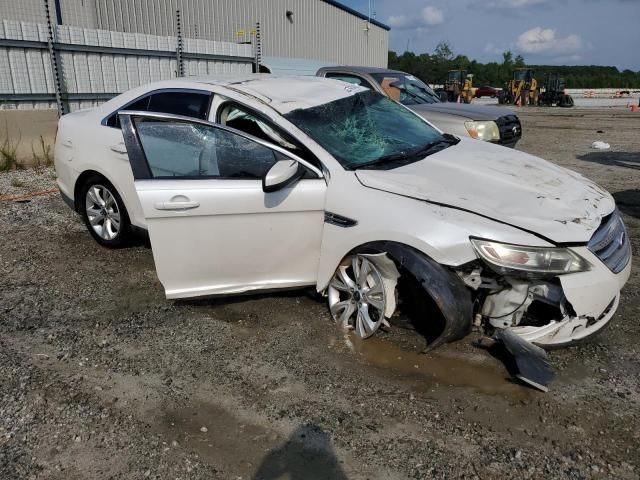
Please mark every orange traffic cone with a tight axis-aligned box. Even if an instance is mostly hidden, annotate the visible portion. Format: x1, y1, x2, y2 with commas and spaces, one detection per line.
631, 104, 639, 113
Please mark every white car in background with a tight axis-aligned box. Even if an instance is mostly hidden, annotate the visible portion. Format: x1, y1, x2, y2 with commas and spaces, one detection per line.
54, 75, 630, 352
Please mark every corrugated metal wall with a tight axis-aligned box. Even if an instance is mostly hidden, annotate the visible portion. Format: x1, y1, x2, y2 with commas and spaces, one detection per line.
0, 19, 253, 111
93, 0, 388, 67
0, 0, 388, 67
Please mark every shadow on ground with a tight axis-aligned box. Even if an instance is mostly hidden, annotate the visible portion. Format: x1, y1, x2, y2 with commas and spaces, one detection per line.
252, 425, 347, 480
174, 288, 321, 308
576, 151, 640, 170
613, 189, 640, 219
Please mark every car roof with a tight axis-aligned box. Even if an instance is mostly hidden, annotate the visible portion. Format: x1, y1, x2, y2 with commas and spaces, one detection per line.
107, 74, 367, 115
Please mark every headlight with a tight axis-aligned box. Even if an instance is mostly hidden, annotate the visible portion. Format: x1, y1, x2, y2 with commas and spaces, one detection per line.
464, 120, 500, 142
471, 239, 591, 275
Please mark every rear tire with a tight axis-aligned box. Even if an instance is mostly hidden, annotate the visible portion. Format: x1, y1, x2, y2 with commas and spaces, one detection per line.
79, 175, 132, 248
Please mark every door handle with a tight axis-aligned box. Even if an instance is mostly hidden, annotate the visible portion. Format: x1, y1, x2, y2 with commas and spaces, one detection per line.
154, 200, 200, 211
110, 143, 127, 155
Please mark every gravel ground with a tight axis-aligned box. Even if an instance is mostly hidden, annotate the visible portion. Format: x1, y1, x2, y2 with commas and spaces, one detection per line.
0, 167, 57, 198
1, 108, 639, 480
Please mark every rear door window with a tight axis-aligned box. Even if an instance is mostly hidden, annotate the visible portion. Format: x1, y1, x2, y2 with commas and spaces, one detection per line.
147, 92, 210, 119
106, 90, 211, 128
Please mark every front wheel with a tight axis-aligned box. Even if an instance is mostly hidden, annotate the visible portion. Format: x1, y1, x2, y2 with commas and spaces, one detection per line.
327, 255, 387, 339
80, 176, 132, 248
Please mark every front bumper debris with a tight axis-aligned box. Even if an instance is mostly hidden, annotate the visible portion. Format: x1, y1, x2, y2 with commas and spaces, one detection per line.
473, 245, 631, 347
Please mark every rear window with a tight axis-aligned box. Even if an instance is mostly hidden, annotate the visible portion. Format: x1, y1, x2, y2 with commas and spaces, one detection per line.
105, 90, 211, 128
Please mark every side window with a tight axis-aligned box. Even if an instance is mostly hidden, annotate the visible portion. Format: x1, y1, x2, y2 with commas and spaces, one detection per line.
135, 119, 278, 179
147, 92, 210, 118
325, 73, 374, 90
217, 102, 320, 173
106, 95, 150, 127
377, 76, 402, 102
219, 103, 298, 149
106, 91, 211, 128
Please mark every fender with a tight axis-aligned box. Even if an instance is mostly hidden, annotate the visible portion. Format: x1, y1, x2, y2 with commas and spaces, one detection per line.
361, 241, 473, 350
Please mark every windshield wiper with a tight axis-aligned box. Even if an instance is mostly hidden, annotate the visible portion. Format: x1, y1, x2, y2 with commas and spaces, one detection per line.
399, 87, 433, 104
354, 134, 460, 171
410, 134, 460, 157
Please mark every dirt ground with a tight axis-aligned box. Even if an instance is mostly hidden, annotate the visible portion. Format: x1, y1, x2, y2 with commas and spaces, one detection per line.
1, 108, 640, 480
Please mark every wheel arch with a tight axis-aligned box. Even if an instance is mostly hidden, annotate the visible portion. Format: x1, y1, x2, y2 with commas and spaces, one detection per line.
322, 240, 474, 350
73, 169, 117, 212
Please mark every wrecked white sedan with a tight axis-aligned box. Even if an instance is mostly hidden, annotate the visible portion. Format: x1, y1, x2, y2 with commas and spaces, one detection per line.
55, 75, 631, 351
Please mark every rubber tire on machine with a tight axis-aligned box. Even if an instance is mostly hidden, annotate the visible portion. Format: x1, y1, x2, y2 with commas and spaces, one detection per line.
80, 175, 132, 248
559, 95, 574, 108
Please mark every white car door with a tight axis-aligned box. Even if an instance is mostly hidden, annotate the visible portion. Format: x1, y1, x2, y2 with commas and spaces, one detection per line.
119, 111, 327, 299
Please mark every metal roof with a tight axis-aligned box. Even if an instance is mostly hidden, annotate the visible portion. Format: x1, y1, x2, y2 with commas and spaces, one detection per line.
260, 57, 333, 75
114, 74, 366, 114
318, 65, 404, 75
322, 0, 391, 31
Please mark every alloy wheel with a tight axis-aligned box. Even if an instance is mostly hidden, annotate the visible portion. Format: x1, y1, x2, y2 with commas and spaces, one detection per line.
85, 184, 121, 241
327, 255, 386, 338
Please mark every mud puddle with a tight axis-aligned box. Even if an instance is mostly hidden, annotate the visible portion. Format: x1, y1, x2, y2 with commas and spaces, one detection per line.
331, 332, 531, 399
159, 402, 349, 479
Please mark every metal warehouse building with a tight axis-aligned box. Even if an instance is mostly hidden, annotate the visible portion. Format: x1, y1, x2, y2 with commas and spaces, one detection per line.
0, 0, 389, 67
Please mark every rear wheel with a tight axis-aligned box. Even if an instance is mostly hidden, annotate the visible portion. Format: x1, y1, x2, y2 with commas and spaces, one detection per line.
80, 175, 132, 248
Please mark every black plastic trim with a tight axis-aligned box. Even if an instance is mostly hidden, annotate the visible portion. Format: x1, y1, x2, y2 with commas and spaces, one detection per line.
60, 190, 75, 211
101, 88, 213, 128
119, 115, 152, 180
324, 212, 357, 227
361, 241, 473, 350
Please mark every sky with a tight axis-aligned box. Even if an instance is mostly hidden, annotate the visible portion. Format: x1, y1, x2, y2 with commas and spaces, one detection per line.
340, 0, 640, 71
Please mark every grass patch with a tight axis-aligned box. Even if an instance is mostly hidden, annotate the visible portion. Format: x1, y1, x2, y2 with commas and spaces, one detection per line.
10, 178, 24, 188
31, 135, 53, 169
0, 125, 21, 171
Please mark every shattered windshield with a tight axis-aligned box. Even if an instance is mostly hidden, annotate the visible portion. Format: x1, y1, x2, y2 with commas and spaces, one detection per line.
370, 73, 441, 105
284, 90, 451, 170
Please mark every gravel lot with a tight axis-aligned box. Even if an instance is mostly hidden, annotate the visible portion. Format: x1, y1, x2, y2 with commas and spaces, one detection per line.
1, 108, 639, 480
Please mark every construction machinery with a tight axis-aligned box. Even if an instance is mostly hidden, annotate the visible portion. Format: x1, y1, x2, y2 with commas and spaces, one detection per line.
444, 69, 473, 103
498, 68, 539, 106
538, 73, 574, 107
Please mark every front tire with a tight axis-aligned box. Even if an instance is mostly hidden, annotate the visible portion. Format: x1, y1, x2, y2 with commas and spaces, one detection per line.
327, 255, 387, 339
80, 175, 132, 248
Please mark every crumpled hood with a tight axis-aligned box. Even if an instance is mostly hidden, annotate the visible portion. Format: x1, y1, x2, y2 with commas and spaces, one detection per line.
355, 139, 615, 243
409, 102, 513, 120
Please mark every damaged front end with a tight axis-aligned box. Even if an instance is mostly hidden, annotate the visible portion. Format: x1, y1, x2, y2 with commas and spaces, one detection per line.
458, 213, 631, 347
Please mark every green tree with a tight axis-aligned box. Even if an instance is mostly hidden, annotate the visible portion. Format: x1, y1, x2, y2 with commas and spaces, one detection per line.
434, 42, 454, 62
502, 51, 513, 67
388, 49, 640, 88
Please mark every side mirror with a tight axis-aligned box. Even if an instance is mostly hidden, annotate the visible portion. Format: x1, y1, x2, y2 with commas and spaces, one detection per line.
262, 159, 303, 193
